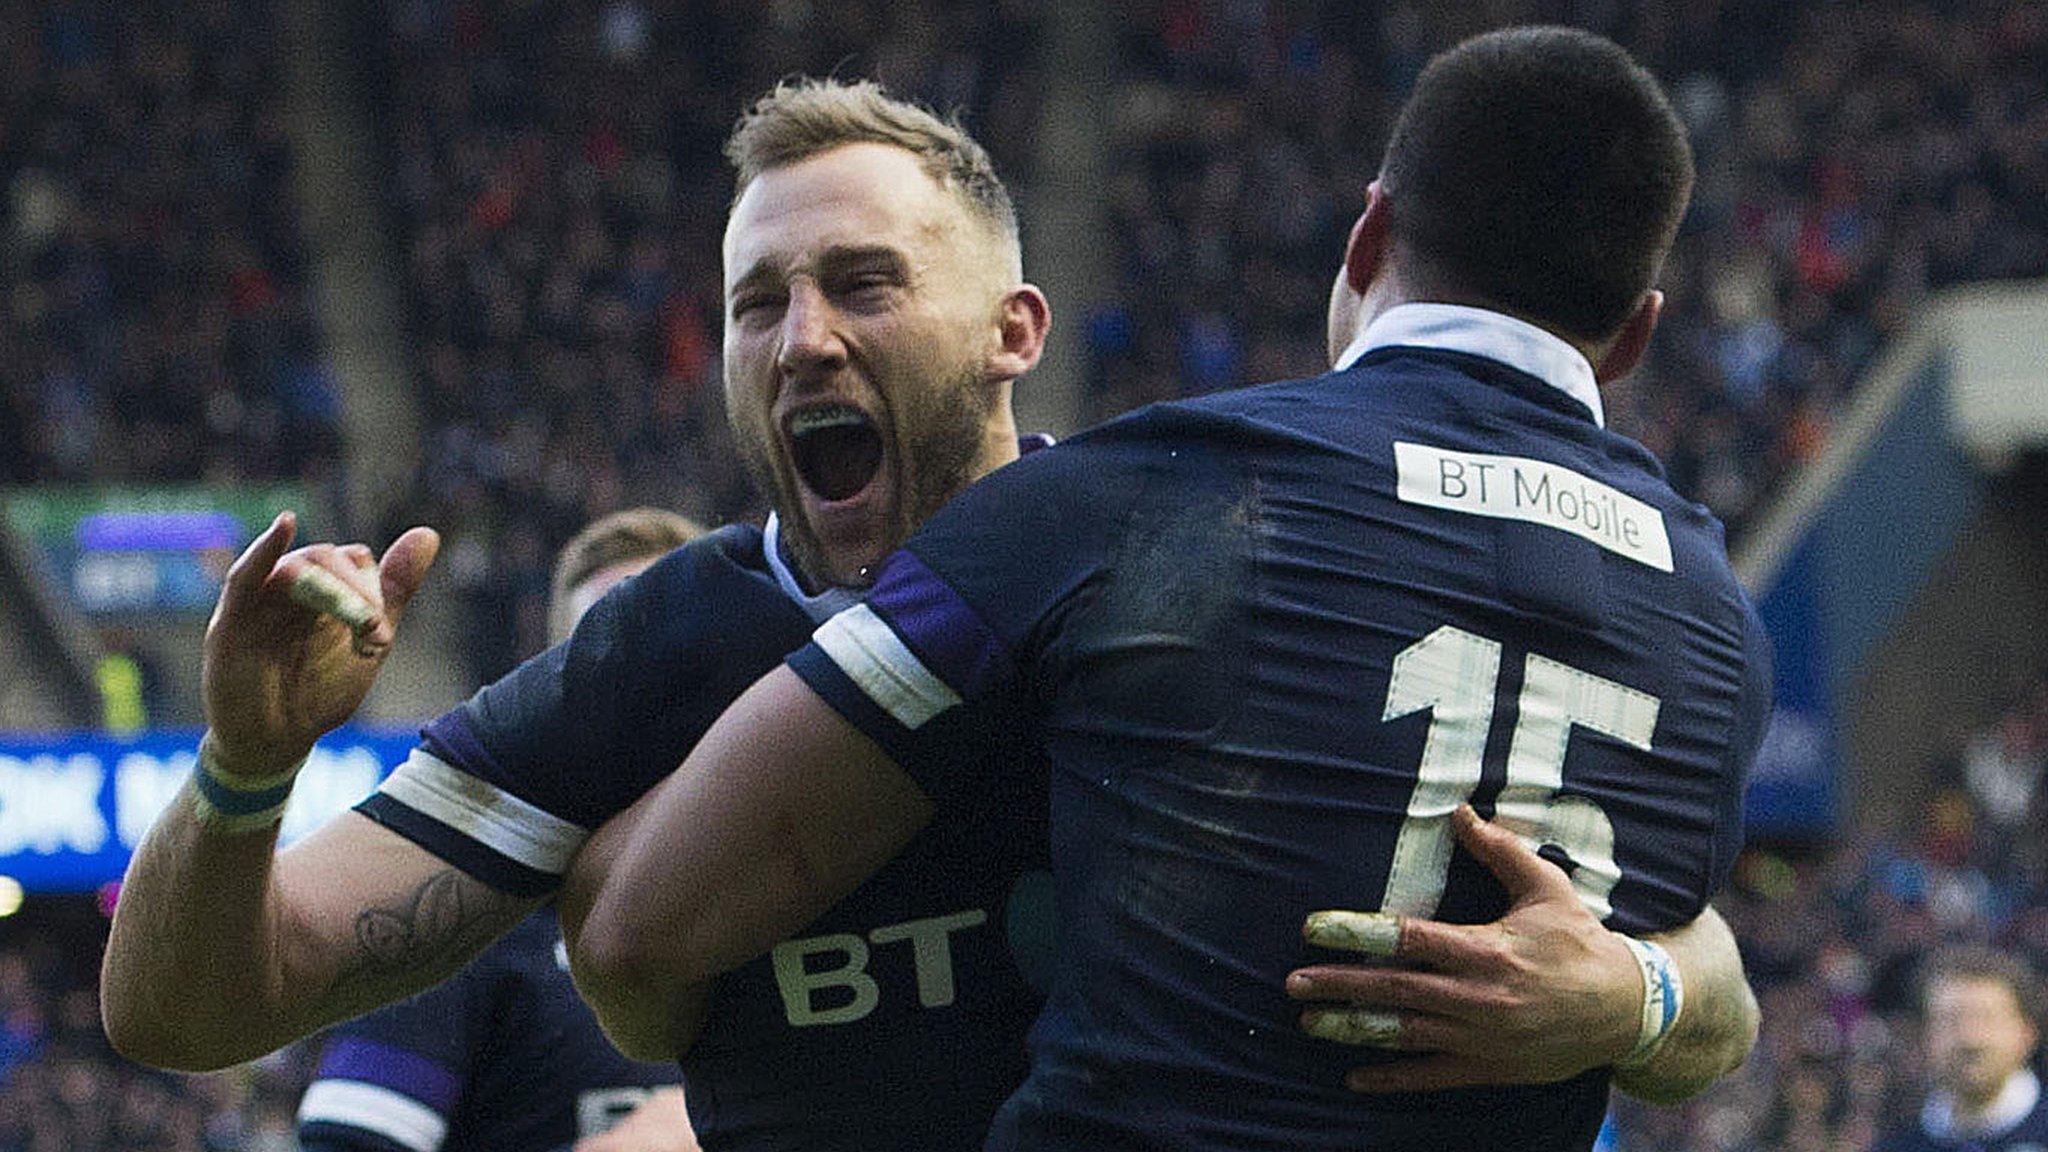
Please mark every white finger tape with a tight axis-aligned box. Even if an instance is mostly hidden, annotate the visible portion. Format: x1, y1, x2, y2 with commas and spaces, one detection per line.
1303, 910, 1402, 957
289, 565, 378, 631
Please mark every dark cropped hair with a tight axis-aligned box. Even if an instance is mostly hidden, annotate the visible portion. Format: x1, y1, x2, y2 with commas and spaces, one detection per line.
1379, 26, 1694, 342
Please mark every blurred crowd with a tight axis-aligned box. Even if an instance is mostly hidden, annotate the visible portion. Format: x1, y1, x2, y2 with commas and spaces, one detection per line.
0, 0, 339, 489
0, 902, 312, 1152
7, 1, 2046, 671
1090, 0, 2048, 538
1611, 675, 2048, 1151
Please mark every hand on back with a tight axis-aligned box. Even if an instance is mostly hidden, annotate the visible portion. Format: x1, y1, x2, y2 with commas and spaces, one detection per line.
1288, 805, 1642, 1093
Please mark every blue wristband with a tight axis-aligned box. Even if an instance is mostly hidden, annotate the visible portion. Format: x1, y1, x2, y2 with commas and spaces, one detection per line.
191, 735, 305, 832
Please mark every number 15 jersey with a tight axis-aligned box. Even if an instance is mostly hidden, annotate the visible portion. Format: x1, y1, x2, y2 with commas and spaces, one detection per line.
790, 304, 1772, 1151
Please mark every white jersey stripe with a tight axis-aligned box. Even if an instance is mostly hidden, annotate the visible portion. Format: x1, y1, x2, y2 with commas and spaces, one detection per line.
298, 1079, 450, 1151
375, 749, 587, 874
813, 603, 962, 730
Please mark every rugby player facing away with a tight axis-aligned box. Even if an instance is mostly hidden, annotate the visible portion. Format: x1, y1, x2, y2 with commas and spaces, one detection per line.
584, 30, 1769, 1152
296, 509, 698, 1152
104, 77, 1754, 1151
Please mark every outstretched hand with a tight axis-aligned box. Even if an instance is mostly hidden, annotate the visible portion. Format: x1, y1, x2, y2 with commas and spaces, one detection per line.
1287, 805, 1641, 1094
201, 512, 440, 777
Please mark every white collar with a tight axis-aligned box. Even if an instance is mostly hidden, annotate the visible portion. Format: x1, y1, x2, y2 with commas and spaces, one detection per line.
762, 513, 863, 623
1332, 302, 1605, 427
1924, 1068, 2042, 1140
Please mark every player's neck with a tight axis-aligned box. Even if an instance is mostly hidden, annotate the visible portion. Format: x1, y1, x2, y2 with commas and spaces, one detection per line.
970, 407, 1023, 481
1363, 290, 1606, 368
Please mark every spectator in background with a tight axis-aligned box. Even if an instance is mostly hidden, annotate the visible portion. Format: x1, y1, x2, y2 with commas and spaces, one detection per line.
296, 508, 703, 1152
1879, 947, 2048, 1152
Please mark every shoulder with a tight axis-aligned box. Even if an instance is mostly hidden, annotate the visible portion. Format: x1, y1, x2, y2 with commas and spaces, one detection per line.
564, 522, 799, 667
418, 520, 807, 830
592, 522, 773, 619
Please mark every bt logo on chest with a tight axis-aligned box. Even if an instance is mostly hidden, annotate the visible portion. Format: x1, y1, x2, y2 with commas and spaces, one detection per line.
770, 909, 987, 1027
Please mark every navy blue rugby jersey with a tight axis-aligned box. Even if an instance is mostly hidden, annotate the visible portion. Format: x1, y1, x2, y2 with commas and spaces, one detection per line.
790, 305, 1772, 1151
353, 520, 1052, 1152
297, 908, 675, 1152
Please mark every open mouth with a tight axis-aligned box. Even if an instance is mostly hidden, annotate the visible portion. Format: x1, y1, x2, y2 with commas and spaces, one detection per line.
788, 405, 884, 503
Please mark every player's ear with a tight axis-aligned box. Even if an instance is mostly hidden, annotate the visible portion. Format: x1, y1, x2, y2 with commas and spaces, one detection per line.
1342, 181, 1394, 295
989, 283, 1051, 380
1593, 289, 1662, 385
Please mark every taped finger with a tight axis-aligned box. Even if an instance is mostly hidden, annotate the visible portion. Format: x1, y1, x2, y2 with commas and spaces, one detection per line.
1302, 1008, 1401, 1047
289, 565, 380, 633
1286, 966, 1489, 1019
1304, 910, 1401, 957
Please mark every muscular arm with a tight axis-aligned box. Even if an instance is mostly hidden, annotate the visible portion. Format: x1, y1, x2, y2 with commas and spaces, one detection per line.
571, 667, 931, 1061
103, 803, 537, 1070
557, 790, 697, 1061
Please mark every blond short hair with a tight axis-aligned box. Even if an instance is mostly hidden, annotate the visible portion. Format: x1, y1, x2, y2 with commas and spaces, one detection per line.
548, 507, 706, 641
726, 77, 1020, 275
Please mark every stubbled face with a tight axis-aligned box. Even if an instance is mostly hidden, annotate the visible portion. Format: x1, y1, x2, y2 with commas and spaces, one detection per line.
1925, 976, 2038, 1106
723, 143, 1006, 588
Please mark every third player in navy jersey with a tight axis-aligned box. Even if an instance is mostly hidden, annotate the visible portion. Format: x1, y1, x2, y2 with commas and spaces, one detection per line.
298, 510, 697, 1152
299, 911, 680, 1152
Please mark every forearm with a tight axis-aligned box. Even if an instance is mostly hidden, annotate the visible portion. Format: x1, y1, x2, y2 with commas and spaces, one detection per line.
560, 798, 710, 1060
568, 670, 930, 1060
102, 778, 299, 1069
1611, 904, 1758, 1103
103, 784, 534, 1071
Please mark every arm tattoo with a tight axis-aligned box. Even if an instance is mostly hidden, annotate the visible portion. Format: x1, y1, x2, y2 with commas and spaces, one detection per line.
330, 868, 519, 999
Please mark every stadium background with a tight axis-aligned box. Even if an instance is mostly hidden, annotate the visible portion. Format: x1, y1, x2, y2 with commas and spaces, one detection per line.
1, 0, 2044, 1147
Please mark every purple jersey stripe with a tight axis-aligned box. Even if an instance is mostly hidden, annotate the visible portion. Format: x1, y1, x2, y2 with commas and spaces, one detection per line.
866, 550, 1012, 702
316, 1038, 464, 1114
419, 710, 496, 782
